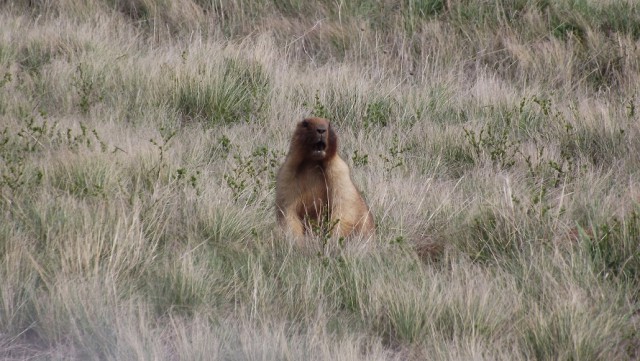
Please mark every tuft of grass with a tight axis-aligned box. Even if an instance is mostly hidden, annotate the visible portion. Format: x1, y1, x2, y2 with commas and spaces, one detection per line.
18, 40, 54, 76
578, 209, 640, 284
172, 57, 270, 126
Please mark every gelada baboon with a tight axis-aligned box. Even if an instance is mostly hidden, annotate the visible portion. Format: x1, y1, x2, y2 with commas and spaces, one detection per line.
275, 117, 374, 241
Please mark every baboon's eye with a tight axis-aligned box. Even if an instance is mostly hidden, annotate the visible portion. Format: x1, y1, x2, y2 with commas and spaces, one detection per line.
302, 120, 309, 128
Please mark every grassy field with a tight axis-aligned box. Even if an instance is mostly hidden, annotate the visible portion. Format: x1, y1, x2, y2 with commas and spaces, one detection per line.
1, 0, 639, 359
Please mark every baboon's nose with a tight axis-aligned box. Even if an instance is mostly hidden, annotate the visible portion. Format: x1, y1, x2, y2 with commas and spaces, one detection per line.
317, 128, 326, 134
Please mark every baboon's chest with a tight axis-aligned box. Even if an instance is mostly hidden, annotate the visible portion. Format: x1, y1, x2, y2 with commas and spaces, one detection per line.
295, 165, 331, 220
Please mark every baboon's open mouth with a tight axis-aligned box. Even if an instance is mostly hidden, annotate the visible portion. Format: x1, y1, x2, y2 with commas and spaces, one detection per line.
314, 141, 326, 152
311, 140, 327, 157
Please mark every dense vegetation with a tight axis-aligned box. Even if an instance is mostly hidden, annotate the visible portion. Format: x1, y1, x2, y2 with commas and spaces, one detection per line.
1, 0, 639, 359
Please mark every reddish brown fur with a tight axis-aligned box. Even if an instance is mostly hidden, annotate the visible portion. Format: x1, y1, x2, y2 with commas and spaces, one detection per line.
275, 118, 375, 241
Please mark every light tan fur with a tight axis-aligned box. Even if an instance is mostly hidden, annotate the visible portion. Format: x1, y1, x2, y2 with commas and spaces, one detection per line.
275, 117, 374, 242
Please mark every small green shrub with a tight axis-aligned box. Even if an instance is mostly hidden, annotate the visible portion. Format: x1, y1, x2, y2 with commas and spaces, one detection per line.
0, 112, 109, 199
73, 63, 105, 115
351, 149, 369, 167
364, 98, 394, 128
218, 135, 232, 155
224, 145, 281, 202
379, 134, 411, 174
463, 124, 517, 169
306, 92, 331, 120
148, 127, 176, 180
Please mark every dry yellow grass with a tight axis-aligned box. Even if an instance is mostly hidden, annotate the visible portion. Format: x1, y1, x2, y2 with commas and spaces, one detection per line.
0, 1, 639, 360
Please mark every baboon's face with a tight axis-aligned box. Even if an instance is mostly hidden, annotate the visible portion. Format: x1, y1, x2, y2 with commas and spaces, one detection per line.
296, 117, 335, 161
